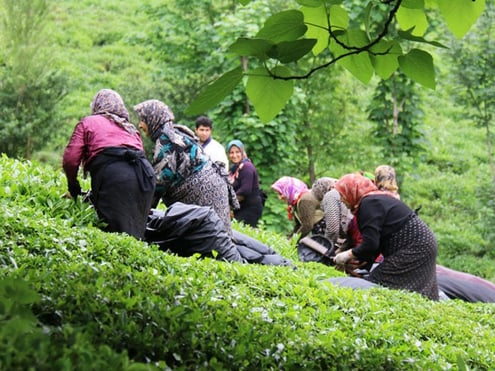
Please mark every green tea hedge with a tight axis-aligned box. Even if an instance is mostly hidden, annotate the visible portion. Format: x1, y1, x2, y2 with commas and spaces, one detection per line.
1, 156, 494, 370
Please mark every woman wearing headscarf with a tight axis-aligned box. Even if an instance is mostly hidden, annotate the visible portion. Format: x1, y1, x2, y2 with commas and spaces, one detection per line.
271, 176, 308, 238
272, 176, 335, 240
227, 140, 263, 228
320, 187, 355, 251
62, 89, 155, 239
134, 99, 237, 234
333, 173, 439, 300
374, 165, 400, 199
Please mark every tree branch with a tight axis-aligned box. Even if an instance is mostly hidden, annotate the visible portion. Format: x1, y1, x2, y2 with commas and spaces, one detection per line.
265, 0, 402, 81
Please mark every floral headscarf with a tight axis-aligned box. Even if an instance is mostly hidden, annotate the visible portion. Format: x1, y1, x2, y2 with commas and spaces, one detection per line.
133, 99, 176, 142
311, 177, 337, 201
90, 89, 137, 135
133, 99, 208, 192
334, 173, 379, 214
374, 165, 399, 194
271, 176, 308, 206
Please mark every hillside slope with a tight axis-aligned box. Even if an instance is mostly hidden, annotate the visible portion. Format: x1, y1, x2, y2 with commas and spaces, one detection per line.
1, 155, 494, 370
30, 0, 495, 279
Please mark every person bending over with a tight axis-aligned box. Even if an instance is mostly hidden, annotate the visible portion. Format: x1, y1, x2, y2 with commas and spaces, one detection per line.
333, 173, 439, 300
63, 89, 155, 239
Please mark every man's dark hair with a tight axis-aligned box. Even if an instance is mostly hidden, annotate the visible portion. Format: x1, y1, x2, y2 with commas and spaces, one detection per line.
195, 115, 213, 129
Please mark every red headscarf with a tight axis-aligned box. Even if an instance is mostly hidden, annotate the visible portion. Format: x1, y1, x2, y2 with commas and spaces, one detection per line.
334, 173, 392, 214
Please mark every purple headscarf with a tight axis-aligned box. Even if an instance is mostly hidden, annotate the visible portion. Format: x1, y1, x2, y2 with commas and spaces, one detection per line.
271, 176, 308, 206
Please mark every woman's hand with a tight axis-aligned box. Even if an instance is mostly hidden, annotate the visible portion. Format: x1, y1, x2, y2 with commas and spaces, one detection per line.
333, 249, 355, 265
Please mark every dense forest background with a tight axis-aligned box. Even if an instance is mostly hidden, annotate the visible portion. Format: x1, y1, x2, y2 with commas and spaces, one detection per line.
1, 0, 494, 280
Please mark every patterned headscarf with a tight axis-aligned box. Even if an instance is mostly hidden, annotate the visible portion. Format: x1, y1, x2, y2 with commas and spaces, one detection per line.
311, 177, 337, 201
271, 176, 308, 206
90, 89, 137, 135
334, 173, 379, 214
133, 99, 176, 142
375, 165, 399, 194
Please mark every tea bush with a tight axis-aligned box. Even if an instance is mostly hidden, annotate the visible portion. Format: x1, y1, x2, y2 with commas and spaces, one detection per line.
1, 156, 494, 369
0, 278, 152, 370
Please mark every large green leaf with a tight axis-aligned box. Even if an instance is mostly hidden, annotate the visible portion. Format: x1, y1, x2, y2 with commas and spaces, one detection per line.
329, 4, 349, 31
398, 48, 435, 89
398, 29, 447, 48
301, 5, 347, 56
229, 38, 274, 60
185, 67, 243, 115
330, 29, 373, 84
297, 0, 343, 6
297, 0, 324, 6
396, 6, 427, 36
256, 10, 307, 43
370, 40, 402, 79
301, 5, 329, 55
245, 66, 294, 123
438, 0, 485, 39
267, 39, 317, 63
339, 52, 374, 84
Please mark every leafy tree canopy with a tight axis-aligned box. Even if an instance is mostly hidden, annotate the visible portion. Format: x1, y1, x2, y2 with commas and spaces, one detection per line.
186, 0, 486, 122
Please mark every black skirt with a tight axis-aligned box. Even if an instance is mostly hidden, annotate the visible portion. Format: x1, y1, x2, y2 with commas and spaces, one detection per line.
234, 191, 263, 228
368, 214, 439, 300
89, 148, 155, 239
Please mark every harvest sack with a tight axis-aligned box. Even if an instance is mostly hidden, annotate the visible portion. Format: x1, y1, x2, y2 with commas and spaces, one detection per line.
145, 202, 292, 266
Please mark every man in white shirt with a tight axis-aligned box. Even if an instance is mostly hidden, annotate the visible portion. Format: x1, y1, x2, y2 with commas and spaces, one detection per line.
195, 115, 228, 172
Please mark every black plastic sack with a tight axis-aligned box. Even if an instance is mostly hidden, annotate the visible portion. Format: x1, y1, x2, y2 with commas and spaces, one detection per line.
145, 202, 293, 266
145, 203, 244, 263
297, 234, 335, 265
232, 230, 293, 266
436, 265, 495, 303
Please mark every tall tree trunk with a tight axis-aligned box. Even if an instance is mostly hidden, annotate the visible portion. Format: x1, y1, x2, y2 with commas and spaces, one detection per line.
392, 94, 405, 136
241, 56, 250, 114
307, 144, 315, 185
26, 136, 33, 160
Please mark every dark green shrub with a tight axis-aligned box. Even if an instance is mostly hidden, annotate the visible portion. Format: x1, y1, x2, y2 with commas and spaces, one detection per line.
0, 278, 152, 370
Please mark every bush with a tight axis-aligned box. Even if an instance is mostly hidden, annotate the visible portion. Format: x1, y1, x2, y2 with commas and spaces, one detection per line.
1, 155, 495, 369
0, 278, 152, 370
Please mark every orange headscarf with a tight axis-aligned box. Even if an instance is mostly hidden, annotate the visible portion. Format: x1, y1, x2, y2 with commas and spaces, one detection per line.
334, 173, 392, 214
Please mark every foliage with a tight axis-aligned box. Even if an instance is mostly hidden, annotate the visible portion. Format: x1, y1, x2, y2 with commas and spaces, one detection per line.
39, 0, 165, 163
137, 0, 241, 122
402, 95, 495, 272
368, 71, 426, 174
0, 278, 151, 370
448, 1, 495, 184
1, 0, 494, 272
1, 155, 495, 369
139, 0, 343, 233
187, 0, 486, 122
0, 0, 68, 159
439, 1, 495, 259
0, 154, 98, 228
